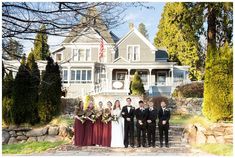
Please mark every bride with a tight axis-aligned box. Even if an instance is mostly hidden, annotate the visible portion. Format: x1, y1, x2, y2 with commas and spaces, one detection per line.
111, 100, 124, 147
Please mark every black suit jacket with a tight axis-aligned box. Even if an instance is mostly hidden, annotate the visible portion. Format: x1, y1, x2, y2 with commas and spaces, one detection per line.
158, 108, 171, 126
147, 108, 158, 126
135, 108, 148, 128
121, 105, 135, 123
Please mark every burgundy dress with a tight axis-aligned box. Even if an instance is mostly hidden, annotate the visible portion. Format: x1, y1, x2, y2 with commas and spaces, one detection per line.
83, 112, 94, 146
101, 113, 112, 147
92, 115, 103, 145
74, 114, 85, 146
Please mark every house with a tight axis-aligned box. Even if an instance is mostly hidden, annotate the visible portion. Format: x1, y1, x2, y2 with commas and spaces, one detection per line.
3, 8, 191, 98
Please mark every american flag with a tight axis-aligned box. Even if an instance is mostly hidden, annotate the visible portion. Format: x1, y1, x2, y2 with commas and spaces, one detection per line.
99, 38, 104, 62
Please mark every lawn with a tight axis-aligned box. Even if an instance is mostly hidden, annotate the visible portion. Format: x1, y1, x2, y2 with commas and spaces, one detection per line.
193, 144, 233, 156
170, 114, 193, 126
2, 141, 68, 155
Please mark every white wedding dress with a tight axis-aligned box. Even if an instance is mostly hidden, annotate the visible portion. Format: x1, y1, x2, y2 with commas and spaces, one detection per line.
111, 108, 124, 147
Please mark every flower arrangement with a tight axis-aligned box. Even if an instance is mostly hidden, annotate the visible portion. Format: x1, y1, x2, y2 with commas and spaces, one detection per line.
102, 109, 112, 124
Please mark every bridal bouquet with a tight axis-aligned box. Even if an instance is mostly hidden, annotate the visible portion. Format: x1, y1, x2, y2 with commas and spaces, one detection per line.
111, 115, 119, 123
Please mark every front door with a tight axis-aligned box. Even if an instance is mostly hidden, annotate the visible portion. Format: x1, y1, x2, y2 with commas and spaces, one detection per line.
157, 71, 167, 86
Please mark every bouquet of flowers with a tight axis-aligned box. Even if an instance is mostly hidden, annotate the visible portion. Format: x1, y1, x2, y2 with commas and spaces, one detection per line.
111, 115, 119, 123
85, 110, 96, 123
75, 115, 86, 124
102, 109, 112, 124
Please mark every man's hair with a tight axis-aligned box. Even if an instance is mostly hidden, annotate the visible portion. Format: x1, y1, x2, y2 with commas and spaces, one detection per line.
139, 100, 144, 104
126, 97, 131, 101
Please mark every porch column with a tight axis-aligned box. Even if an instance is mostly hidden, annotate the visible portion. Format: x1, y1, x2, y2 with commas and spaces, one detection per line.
148, 68, 152, 87
171, 66, 174, 86
68, 66, 71, 84
127, 69, 131, 92
109, 68, 113, 91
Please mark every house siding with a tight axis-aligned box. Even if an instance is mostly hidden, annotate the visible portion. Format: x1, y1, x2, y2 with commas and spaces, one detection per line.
118, 32, 155, 62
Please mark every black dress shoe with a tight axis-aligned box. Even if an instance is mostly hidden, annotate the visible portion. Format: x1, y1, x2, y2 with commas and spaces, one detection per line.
165, 144, 169, 148
142, 144, 146, 147
125, 145, 128, 148
137, 145, 141, 148
148, 144, 151, 147
152, 145, 156, 148
160, 144, 163, 148
131, 145, 135, 148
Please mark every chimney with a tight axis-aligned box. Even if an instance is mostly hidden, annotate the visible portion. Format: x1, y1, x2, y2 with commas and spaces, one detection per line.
129, 22, 134, 30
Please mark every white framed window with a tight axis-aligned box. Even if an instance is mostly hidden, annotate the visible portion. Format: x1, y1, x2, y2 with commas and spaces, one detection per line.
127, 45, 140, 61
62, 69, 68, 83
70, 69, 92, 83
72, 48, 91, 61
56, 53, 62, 61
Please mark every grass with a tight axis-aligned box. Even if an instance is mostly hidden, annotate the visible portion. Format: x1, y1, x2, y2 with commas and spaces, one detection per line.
170, 114, 192, 126
2, 141, 68, 155
193, 144, 233, 156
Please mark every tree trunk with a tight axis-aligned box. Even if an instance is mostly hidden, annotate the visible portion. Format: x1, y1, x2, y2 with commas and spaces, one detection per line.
207, 3, 217, 50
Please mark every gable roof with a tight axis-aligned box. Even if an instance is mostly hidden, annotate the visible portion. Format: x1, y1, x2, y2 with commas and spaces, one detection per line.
113, 56, 130, 63
116, 28, 157, 51
63, 7, 118, 44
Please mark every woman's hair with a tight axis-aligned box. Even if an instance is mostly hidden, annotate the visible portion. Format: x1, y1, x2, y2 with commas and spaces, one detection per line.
113, 100, 121, 110
78, 100, 83, 110
88, 102, 94, 110
107, 101, 112, 106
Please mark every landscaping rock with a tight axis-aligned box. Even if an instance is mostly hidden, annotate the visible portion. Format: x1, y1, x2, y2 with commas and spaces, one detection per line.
196, 131, 206, 144
26, 128, 45, 137
16, 131, 24, 136
9, 131, 17, 137
59, 126, 68, 137
8, 137, 18, 144
207, 135, 216, 143
2, 130, 10, 144
215, 136, 224, 144
44, 135, 63, 142
16, 135, 28, 140
37, 136, 46, 142
27, 137, 38, 142
48, 126, 59, 135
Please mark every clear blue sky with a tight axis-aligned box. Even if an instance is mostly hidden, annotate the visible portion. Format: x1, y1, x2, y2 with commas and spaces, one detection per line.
23, 2, 165, 54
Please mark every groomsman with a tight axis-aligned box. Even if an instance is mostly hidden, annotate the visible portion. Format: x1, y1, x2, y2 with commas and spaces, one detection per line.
147, 101, 158, 147
121, 97, 135, 148
158, 101, 171, 148
135, 100, 148, 147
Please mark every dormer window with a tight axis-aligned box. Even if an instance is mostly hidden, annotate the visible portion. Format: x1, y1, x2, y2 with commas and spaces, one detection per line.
127, 45, 140, 61
56, 53, 62, 61
72, 48, 91, 62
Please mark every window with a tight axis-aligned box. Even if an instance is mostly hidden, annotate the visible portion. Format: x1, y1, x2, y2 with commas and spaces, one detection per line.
127, 45, 140, 61
56, 54, 62, 61
62, 70, 68, 83
70, 69, 92, 83
72, 48, 91, 61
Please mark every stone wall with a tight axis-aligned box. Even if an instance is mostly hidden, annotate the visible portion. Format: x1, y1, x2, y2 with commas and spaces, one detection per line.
2, 125, 73, 145
168, 97, 203, 115
182, 123, 233, 144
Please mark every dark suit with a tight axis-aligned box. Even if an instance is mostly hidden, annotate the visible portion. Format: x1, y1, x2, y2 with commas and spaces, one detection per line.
158, 108, 171, 146
135, 107, 148, 147
121, 105, 135, 147
147, 107, 158, 147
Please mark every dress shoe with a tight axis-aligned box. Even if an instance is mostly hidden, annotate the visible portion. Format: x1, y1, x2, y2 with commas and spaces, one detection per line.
165, 144, 169, 148
160, 144, 163, 148
137, 145, 141, 148
131, 145, 135, 148
148, 144, 151, 147
125, 145, 128, 148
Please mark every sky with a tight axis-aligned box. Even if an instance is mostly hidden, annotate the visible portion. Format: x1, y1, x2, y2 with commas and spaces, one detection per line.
22, 2, 165, 54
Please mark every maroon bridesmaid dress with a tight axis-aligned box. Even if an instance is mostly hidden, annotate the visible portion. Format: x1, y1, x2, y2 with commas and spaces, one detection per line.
92, 115, 103, 145
101, 113, 112, 147
83, 112, 94, 146
74, 115, 85, 146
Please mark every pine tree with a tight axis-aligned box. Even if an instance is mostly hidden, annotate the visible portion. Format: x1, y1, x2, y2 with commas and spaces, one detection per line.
154, 3, 203, 80
138, 23, 149, 39
12, 57, 32, 125
38, 56, 62, 123
131, 71, 145, 95
26, 52, 41, 124
2, 71, 14, 125
31, 24, 50, 60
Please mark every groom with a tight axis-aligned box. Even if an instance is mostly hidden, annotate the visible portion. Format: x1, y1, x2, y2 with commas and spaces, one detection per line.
121, 97, 135, 148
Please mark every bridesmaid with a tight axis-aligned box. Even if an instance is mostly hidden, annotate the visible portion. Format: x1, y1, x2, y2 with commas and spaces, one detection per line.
92, 101, 104, 146
74, 101, 85, 146
101, 101, 112, 147
83, 102, 96, 146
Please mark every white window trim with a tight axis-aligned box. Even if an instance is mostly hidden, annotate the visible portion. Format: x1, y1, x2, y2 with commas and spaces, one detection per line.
62, 69, 68, 83
126, 45, 140, 62
71, 48, 92, 62
70, 68, 92, 84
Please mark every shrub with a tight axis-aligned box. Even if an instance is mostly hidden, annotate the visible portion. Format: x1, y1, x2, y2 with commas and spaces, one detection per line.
130, 71, 145, 95
2, 97, 13, 125
172, 82, 204, 98
148, 96, 169, 109
203, 43, 233, 122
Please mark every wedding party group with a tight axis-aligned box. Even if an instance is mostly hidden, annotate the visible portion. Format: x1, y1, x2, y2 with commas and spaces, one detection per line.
73, 97, 171, 148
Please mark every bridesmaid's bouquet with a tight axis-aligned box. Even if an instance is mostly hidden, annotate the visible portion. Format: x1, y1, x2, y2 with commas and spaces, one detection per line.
85, 110, 96, 123
102, 109, 112, 124
75, 115, 86, 124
